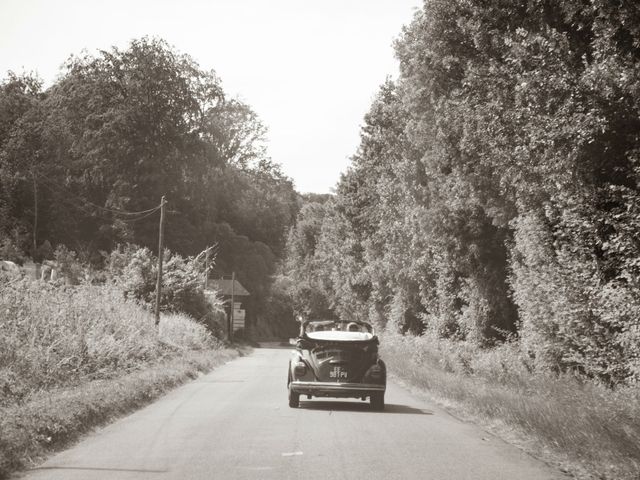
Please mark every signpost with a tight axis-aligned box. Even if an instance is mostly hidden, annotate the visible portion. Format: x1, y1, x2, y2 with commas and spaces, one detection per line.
230, 271, 235, 341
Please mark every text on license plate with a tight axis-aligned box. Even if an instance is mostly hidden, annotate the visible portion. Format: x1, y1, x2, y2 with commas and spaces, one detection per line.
329, 366, 348, 379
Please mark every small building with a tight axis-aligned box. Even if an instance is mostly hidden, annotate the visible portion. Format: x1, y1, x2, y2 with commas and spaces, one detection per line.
206, 277, 250, 335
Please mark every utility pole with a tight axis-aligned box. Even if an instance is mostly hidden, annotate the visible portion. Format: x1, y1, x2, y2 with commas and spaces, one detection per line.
154, 196, 166, 326
230, 271, 235, 342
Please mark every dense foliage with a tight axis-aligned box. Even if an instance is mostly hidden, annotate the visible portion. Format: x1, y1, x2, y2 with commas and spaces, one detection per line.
0, 38, 299, 326
284, 0, 640, 384
0, 279, 218, 406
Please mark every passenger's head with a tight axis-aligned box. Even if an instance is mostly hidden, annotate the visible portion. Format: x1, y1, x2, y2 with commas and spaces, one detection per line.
347, 322, 360, 332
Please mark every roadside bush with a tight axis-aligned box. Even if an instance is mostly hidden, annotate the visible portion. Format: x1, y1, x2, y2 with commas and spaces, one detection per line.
0, 234, 25, 265
106, 244, 225, 327
381, 333, 640, 480
0, 279, 215, 406
53, 244, 85, 284
160, 313, 222, 351
510, 210, 640, 384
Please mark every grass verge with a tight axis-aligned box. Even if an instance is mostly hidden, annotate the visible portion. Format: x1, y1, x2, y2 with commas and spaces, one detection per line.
0, 347, 238, 479
381, 334, 640, 480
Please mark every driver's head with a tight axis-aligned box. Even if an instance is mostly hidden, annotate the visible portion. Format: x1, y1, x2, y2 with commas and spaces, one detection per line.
347, 322, 360, 332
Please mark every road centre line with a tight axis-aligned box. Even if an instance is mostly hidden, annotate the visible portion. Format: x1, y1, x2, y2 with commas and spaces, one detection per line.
281, 451, 304, 457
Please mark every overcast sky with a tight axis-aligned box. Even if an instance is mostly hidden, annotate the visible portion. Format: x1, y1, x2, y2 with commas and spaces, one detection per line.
0, 0, 421, 193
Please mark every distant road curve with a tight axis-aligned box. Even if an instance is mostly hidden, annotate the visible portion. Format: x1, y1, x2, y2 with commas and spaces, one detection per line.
20, 346, 565, 480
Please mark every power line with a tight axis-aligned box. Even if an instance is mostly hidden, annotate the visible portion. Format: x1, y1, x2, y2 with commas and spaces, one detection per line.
42, 183, 158, 223
118, 207, 162, 223
39, 181, 102, 218
37, 175, 162, 217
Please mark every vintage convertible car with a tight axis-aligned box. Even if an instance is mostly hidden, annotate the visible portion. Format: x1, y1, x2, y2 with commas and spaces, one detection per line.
287, 319, 386, 410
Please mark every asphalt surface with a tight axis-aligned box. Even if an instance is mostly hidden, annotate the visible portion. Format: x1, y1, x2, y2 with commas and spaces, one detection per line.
19, 346, 565, 480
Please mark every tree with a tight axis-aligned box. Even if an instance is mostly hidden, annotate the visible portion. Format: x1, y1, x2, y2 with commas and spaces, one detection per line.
282, 0, 640, 382
0, 38, 299, 337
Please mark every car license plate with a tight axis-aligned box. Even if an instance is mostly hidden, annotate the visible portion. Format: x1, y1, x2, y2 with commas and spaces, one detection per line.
329, 366, 348, 381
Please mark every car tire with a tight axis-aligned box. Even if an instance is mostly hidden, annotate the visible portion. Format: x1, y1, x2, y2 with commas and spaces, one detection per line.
370, 392, 384, 411
288, 385, 300, 408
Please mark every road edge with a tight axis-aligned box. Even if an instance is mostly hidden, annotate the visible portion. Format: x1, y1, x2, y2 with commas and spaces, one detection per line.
1, 348, 242, 480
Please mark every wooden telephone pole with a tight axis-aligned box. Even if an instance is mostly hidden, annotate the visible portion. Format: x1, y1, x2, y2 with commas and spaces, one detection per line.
154, 196, 166, 326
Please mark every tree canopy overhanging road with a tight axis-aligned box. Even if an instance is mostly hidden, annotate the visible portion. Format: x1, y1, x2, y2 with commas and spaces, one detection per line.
20, 347, 565, 480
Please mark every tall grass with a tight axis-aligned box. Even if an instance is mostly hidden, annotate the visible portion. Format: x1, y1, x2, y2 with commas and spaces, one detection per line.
0, 278, 234, 478
0, 279, 218, 406
382, 334, 640, 480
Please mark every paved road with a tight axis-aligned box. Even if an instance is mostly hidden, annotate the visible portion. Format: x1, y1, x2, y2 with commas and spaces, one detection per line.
20, 346, 565, 480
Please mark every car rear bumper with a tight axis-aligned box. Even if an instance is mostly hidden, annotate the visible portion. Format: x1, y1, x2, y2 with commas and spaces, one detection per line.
290, 381, 385, 398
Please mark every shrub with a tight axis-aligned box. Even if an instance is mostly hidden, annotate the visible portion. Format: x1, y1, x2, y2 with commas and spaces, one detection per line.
53, 244, 85, 284
0, 234, 25, 265
381, 332, 640, 480
106, 244, 225, 327
0, 279, 215, 406
510, 209, 640, 384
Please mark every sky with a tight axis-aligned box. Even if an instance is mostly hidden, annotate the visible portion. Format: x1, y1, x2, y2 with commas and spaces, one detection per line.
0, 0, 421, 193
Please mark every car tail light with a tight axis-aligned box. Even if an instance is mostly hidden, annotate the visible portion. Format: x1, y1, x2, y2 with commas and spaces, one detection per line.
293, 361, 307, 377
368, 364, 382, 379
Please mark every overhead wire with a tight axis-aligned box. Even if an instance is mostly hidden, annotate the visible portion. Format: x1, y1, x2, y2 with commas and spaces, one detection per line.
37, 175, 162, 221
37, 175, 162, 216
118, 207, 162, 223
39, 181, 102, 218
41, 183, 161, 224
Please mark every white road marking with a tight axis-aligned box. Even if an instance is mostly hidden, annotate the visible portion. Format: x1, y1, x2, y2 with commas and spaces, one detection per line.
281, 451, 304, 457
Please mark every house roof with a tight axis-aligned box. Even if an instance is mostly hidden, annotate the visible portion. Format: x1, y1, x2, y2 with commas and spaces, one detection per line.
207, 278, 250, 296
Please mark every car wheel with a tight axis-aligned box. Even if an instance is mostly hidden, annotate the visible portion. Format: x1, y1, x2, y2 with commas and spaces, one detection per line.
370, 392, 384, 411
288, 385, 300, 408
